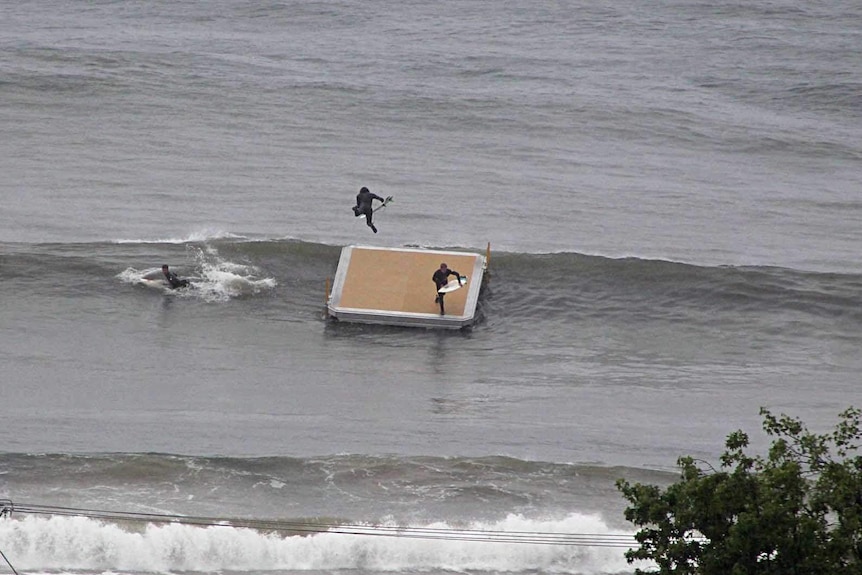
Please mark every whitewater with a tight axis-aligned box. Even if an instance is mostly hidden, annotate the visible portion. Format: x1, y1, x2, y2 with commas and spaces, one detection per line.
1, 1, 861, 573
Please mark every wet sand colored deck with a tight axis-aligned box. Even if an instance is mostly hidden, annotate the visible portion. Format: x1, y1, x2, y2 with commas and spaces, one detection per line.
328, 245, 486, 329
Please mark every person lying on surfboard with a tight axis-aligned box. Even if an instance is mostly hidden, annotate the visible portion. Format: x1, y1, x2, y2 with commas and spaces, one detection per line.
162, 264, 190, 289
432, 263, 463, 315
352, 186, 386, 233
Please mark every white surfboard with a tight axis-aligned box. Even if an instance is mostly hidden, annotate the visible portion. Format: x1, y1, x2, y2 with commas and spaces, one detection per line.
374, 196, 394, 212
140, 272, 195, 290
438, 276, 468, 294
140, 278, 169, 290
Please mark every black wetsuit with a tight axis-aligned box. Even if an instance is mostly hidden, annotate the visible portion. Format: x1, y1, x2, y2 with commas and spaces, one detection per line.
164, 270, 189, 289
353, 187, 385, 233
432, 268, 462, 314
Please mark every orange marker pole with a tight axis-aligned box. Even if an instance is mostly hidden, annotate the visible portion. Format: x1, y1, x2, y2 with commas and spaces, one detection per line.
324, 277, 331, 317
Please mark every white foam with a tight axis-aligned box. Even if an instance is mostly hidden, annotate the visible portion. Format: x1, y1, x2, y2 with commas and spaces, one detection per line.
189, 245, 277, 302
115, 247, 276, 301
0, 514, 634, 573
113, 229, 247, 244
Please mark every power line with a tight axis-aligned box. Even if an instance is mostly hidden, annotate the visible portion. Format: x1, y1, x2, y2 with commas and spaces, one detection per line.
1, 500, 638, 548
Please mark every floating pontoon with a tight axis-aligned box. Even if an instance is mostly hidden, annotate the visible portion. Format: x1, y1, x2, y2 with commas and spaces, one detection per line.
326, 245, 487, 329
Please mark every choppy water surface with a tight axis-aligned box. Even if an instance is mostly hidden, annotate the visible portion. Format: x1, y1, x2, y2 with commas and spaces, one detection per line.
1, 1, 860, 573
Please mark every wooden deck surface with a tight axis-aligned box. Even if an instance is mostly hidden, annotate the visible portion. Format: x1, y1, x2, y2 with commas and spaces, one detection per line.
338, 248, 478, 316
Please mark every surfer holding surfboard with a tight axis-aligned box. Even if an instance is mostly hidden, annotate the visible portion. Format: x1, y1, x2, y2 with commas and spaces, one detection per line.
352, 186, 390, 233
432, 263, 465, 315
162, 264, 190, 289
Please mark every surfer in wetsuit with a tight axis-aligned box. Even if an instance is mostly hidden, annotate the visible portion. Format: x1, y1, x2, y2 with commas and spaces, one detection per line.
352, 186, 386, 233
432, 263, 463, 315
162, 264, 189, 289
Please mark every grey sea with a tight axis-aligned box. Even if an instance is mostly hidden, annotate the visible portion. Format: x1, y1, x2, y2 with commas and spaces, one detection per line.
1, 1, 861, 573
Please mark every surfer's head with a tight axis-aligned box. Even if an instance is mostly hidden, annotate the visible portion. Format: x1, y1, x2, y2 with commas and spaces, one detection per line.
162, 265, 169, 271
360, 186, 369, 193
440, 263, 447, 270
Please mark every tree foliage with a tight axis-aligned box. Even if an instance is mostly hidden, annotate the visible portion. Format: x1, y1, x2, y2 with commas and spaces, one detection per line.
616, 407, 862, 575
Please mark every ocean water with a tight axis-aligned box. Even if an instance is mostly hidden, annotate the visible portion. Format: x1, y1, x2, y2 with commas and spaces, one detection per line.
1, 1, 861, 573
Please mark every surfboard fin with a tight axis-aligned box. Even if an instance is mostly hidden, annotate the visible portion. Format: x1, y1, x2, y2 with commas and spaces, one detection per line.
373, 196, 394, 213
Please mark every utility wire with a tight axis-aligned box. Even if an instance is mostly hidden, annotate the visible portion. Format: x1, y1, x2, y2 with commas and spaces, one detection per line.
2, 500, 638, 548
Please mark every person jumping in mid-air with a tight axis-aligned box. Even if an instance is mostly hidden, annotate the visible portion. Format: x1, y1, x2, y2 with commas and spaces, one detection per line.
352, 186, 386, 233
432, 262, 463, 315
162, 264, 190, 289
